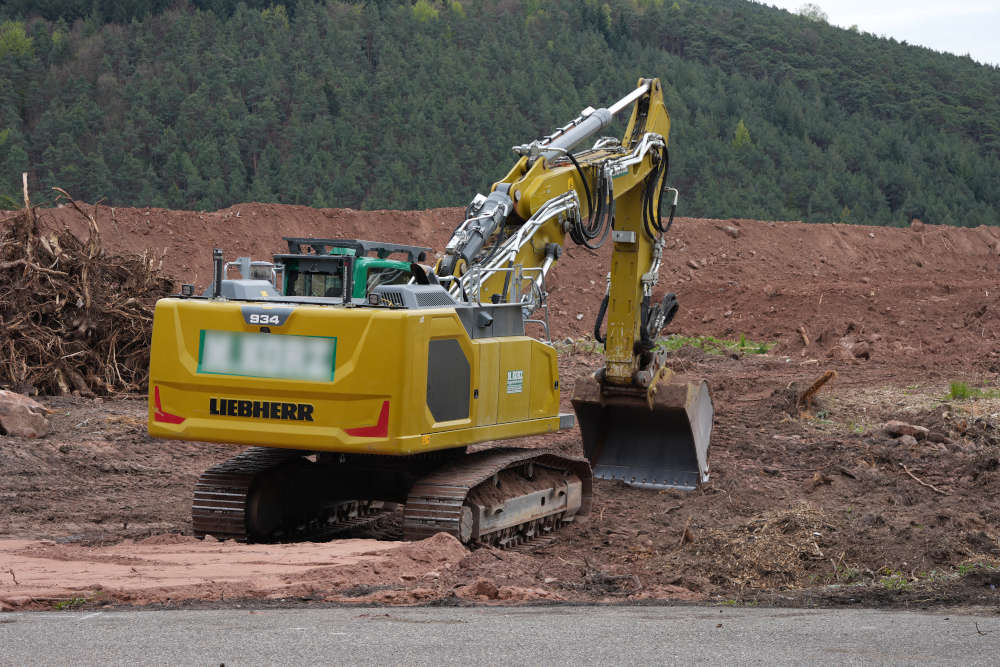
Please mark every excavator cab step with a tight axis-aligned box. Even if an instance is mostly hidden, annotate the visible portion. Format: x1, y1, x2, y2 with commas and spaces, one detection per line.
571, 374, 712, 490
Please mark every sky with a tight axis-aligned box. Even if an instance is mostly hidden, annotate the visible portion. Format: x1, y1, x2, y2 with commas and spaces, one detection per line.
763, 1, 1000, 67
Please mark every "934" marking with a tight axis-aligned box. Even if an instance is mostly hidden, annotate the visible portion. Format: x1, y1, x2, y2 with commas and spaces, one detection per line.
241, 306, 293, 327
248, 313, 281, 325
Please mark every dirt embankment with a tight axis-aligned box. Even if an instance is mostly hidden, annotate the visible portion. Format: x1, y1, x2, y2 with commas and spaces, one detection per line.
41, 202, 1000, 372
2, 203, 999, 610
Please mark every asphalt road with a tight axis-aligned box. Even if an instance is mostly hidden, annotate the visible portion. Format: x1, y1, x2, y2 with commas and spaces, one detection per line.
2, 605, 998, 665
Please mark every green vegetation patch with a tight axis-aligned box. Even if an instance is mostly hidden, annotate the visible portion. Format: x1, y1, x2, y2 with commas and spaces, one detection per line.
957, 560, 1000, 576
0, 0, 998, 224
946, 381, 1000, 401
878, 571, 913, 592
53, 596, 89, 610
658, 333, 773, 356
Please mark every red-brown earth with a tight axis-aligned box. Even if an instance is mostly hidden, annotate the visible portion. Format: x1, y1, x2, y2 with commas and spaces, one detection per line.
2, 203, 999, 611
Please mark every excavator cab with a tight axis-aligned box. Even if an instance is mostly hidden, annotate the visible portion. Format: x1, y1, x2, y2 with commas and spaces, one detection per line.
276, 238, 429, 301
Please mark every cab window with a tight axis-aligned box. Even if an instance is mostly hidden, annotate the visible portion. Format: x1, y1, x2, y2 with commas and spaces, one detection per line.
287, 270, 344, 298
366, 266, 409, 291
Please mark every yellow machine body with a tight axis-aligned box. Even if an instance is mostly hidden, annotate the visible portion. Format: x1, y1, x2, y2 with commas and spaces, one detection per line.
148, 76, 712, 537
148, 298, 563, 454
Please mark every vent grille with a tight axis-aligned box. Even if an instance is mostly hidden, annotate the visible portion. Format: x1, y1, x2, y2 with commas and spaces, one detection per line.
415, 291, 457, 307
371, 285, 456, 309
380, 290, 405, 307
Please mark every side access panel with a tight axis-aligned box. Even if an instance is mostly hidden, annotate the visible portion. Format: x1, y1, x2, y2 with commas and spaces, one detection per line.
474, 340, 500, 426
498, 339, 531, 423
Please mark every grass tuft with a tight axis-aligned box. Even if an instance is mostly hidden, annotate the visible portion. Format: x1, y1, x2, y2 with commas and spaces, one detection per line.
878, 572, 912, 592
947, 381, 1000, 401
53, 597, 88, 610
957, 561, 999, 576
658, 333, 773, 356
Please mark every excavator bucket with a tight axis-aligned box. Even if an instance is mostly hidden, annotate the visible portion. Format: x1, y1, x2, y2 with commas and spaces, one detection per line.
571, 374, 713, 490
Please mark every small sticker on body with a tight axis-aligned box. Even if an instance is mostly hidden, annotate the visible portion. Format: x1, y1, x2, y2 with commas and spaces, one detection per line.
506, 369, 524, 394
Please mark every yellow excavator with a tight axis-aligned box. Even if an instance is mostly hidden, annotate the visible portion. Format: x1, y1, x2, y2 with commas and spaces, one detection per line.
147, 78, 713, 546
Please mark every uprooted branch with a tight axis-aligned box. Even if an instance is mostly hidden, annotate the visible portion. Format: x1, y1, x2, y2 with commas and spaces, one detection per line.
797, 370, 838, 414
0, 186, 173, 396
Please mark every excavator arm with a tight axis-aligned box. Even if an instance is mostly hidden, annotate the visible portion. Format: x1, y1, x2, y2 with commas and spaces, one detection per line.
434, 78, 713, 489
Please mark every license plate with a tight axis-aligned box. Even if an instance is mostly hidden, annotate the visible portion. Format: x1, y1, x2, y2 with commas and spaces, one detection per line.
197, 330, 337, 381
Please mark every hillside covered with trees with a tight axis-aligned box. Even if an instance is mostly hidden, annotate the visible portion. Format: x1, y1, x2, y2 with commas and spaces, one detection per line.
1, 0, 998, 227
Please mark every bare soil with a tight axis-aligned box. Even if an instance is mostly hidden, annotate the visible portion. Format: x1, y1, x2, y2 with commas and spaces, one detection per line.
2, 203, 1000, 611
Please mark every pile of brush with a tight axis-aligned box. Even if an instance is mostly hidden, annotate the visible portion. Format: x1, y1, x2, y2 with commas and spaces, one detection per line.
0, 188, 173, 395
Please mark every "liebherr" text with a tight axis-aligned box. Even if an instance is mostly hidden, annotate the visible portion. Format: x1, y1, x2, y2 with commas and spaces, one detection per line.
208, 398, 314, 421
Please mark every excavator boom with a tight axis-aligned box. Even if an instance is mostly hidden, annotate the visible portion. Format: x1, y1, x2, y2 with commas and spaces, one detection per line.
438, 78, 713, 489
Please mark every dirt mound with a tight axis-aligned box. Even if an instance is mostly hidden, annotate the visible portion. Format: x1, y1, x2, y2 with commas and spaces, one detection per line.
0, 534, 465, 610
455, 577, 566, 602
38, 202, 1000, 375
40, 202, 458, 290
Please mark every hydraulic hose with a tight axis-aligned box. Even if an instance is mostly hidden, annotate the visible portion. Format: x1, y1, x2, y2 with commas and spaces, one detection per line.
593, 293, 609, 344
566, 151, 593, 220
642, 146, 671, 240
658, 148, 677, 234
568, 161, 614, 250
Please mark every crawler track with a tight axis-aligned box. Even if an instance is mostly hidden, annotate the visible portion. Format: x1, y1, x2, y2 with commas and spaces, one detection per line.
403, 449, 592, 547
192, 447, 305, 541
192, 446, 592, 548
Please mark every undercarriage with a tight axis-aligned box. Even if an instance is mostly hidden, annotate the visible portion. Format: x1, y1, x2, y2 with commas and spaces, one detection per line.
192, 446, 592, 548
